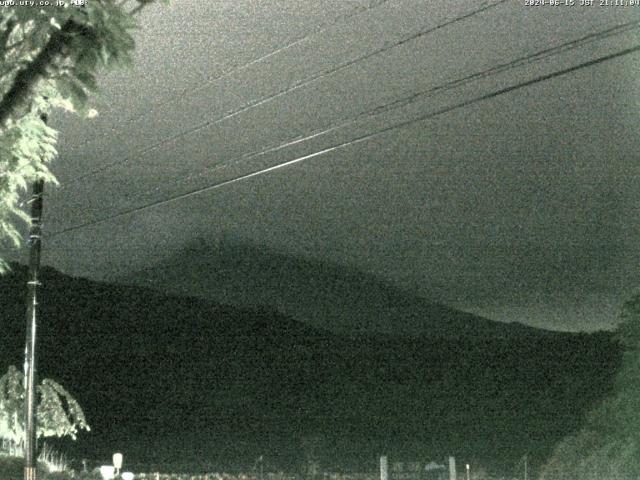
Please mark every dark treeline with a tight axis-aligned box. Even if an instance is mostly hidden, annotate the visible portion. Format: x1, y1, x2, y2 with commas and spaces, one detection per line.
0, 264, 620, 475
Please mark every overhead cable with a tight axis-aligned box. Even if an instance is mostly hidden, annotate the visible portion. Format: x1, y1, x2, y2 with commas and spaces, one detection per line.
53, 0, 509, 191
131, 19, 640, 200
47, 43, 640, 239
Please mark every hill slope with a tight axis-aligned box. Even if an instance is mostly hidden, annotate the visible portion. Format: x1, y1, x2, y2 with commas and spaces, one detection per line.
116, 238, 540, 338
0, 264, 620, 474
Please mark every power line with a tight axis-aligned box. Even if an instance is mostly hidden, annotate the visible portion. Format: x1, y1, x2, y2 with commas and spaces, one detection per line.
47, 43, 640, 239
130, 19, 640, 201
57, 0, 392, 182
52, 0, 509, 192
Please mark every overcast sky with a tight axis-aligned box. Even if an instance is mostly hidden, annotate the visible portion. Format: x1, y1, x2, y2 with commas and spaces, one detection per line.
22, 0, 640, 332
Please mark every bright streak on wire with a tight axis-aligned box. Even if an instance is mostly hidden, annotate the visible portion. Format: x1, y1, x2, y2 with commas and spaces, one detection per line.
47, 43, 640, 239
48, 144, 350, 239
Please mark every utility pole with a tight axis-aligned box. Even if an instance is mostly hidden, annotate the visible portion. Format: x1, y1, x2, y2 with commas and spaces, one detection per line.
23, 176, 44, 480
448, 456, 456, 480
380, 455, 388, 480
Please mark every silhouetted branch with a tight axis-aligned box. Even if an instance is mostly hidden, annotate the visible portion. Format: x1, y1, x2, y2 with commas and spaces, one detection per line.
0, 20, 81, 128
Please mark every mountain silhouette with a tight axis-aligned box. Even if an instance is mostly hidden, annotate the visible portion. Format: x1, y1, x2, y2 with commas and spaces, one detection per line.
117, 238, 542, 339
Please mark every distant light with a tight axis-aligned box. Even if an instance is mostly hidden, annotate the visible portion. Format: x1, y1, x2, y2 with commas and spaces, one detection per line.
122, 472, 135, 480
113, 452, 123, 470
100, 465, 115, 480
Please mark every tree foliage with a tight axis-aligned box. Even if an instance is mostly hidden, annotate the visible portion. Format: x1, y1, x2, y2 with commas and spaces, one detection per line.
0, 365, 89, 446
539, 291, 640, 480
0, 0, 169, 273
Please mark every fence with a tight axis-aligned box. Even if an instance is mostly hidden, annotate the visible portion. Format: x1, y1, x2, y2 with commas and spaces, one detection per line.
0, 439, 22, 456
128, 462, 446, 480
132, 473, 378, 480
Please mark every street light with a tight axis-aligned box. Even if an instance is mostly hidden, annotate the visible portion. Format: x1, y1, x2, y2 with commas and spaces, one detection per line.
99, 466, 115, 480
113, 452, 123, 476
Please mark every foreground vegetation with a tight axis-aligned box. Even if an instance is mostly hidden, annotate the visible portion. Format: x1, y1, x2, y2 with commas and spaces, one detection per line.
0, 454, 102, 480
539, 291, 640, 480
0, 1, 169, 272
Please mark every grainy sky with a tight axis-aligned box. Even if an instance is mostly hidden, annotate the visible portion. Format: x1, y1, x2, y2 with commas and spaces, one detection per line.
27, 0, 640, 331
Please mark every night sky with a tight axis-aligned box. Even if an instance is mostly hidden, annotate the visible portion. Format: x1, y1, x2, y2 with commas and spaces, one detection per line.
16, 0, 640, 331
